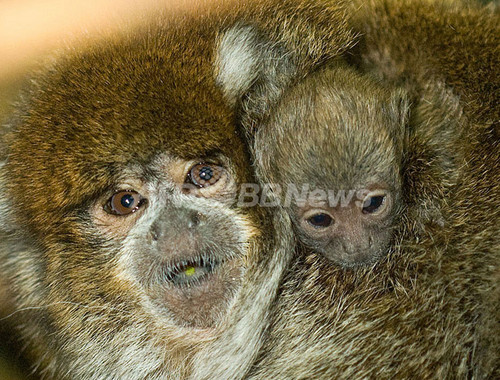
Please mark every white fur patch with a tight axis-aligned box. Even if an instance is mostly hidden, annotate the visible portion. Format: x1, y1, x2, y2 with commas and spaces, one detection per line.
215, 25, 262, 105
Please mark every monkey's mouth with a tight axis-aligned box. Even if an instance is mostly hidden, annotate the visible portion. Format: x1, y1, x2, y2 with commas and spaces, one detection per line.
141, 247, 243, 327
160, 255, 222, 287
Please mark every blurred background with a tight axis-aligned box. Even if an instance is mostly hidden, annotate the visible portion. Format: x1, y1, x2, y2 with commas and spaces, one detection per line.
0, 0, 496, 379
0, 0, 209, 117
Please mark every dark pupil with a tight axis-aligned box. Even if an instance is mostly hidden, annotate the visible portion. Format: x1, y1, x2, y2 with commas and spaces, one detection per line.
364, 196, 384, 213
120, 194, 136, 208
307, 213, 333, 228
199, 166, 213, 181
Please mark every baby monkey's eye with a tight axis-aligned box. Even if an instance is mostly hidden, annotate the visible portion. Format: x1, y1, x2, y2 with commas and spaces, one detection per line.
307, 213, 334, 228
362, 193, 387, 215
187, 163, 224, 188
105, 191, 145, 216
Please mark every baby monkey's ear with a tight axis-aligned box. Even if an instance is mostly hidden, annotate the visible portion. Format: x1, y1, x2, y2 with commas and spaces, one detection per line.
401, 81, 467, 228
214, 24, 298, 130
388, 88, 411, 157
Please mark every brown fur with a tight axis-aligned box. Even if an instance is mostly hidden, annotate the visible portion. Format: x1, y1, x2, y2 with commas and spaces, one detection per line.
1, 0, 498, 379
242, 1, 499, 378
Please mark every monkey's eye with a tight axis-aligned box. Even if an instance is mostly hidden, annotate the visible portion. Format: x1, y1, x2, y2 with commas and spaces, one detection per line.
187, 163, 224, 188
307, 213, 334, 228
362, 194, 386, 214
105, 191, 145, 216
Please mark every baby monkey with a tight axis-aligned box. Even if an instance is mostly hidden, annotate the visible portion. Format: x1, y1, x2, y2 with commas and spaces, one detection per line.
215, 25, 407, 267
252, 64, 408, 268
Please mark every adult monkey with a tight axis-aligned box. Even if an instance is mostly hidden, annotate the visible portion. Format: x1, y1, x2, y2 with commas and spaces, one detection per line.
0, 1, 355, 379
216, 0, 498, 378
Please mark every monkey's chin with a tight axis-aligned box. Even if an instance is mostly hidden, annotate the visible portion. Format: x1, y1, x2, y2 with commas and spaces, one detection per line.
143, 254, 243, 328
330, 246, 388, 269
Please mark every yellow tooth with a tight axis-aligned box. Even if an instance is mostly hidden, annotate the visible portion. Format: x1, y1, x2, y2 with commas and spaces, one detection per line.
184, 266, 196, 276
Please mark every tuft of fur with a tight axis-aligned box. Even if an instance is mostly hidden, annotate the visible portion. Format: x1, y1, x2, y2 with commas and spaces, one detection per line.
214, 0, 356, 134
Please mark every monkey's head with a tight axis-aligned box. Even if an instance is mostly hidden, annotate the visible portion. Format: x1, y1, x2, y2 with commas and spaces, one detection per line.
0, 1, 359, 376
215, 22, 406, 267
257, 65, 408, 267
215, 43, 408, 268
0, 18, 265, 377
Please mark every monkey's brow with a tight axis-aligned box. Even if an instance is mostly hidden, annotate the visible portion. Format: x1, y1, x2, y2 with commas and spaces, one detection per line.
182, 149, 226, 162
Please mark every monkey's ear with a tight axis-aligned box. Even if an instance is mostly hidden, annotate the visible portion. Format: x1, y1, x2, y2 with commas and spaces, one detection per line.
402, 82, 466, 227
388, 88, 411, 155
214, 25, 264, 107
214, 24, 298, 127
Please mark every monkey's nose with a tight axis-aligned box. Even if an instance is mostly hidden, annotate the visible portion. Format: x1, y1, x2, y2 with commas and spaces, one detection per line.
151, 210, 205, 241
187, 212, 205, 229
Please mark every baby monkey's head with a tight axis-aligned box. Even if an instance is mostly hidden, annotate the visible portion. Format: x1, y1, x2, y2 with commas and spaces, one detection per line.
255, 65, 409, 267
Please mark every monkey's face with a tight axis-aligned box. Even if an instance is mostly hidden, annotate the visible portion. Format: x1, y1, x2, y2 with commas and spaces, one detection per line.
3, 25, 263, 370
89, 154, 255, 327
294, 186, 397, 267
257, 66, 407, 267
